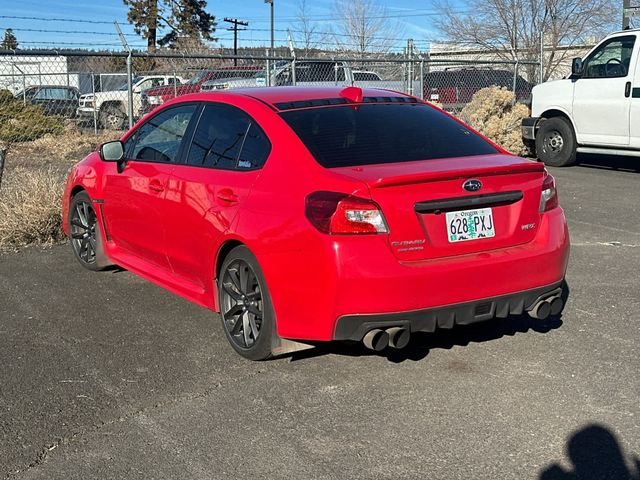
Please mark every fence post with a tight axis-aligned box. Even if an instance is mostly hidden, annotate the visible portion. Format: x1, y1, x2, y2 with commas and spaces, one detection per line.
173, 67, 178, 97
126, 52, 134, 129
539, 31, 544, 83
419, 59, 425, 99
0, 145, 6, 191
512, 60, 519, 99
91, 73, 98, 135
265, 49, 271, 87
291, 57, 297, 86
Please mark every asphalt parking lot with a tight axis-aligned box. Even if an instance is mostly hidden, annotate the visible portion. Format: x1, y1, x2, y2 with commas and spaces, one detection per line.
0, 154, 639, 480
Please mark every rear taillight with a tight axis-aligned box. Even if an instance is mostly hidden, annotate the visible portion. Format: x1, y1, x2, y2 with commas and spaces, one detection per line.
539, 172, 559, 212
305, 191, 389, 234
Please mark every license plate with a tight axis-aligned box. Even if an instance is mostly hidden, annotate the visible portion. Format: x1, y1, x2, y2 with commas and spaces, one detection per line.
446, 208, 495, 243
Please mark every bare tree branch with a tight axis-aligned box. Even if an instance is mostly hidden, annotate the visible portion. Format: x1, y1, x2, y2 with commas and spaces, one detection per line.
332, 0, 403, 57
435, 0, 617, 80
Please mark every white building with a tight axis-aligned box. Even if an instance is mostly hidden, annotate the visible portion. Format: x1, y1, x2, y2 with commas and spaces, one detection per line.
0, 55, 79, 94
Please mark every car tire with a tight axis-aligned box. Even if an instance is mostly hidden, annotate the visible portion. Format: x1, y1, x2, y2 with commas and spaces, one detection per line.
218, 246, 275, 361
99, 105, 127, 130
536, 117, 577, 167
68, 191, 112, 271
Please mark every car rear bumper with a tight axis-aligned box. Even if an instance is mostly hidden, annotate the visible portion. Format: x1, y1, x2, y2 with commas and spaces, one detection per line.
260, 207, 570, 342
333, 281, 564, 341
522, 117, 538, 140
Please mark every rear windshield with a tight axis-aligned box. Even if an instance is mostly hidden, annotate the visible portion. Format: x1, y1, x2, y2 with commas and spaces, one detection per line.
280, 103, 498, 168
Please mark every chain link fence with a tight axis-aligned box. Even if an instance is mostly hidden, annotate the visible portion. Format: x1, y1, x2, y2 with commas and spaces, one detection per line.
0, 49, 540, 141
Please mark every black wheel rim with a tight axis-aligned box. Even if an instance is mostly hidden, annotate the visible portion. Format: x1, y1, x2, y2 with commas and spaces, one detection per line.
70, 200, 98, 264
220, 260, 264, 349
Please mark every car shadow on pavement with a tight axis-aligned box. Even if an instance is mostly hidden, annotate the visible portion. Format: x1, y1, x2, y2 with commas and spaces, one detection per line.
576, 153, 640, 174
291, 313, 564, 364
539, 424, 640, 480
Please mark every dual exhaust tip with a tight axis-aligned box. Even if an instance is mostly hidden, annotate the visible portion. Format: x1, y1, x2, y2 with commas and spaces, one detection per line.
363, 294, 563, 351
528, 295, 564, 320
363, 327, 410, 351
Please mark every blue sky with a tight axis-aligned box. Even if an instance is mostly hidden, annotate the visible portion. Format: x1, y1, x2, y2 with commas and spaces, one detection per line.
0, 0, 459, 52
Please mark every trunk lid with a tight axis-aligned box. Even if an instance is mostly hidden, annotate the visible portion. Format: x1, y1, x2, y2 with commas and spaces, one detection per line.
334, 154, 545, 261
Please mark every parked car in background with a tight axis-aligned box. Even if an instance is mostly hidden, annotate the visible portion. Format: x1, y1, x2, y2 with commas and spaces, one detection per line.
523, 30, 640, 166
77, 75, 184, 130
353, 70, 382, 82
14, 85, 79, 118
201, 61, 407, 92
141, 67, 262, 113
424, 68, 533, 111
62, 86, 569, 361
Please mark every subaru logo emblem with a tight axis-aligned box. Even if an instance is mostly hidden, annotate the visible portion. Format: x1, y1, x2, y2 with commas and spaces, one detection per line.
463, 179, 482, 192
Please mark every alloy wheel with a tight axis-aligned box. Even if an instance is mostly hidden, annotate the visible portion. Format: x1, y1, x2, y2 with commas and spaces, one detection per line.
70, 200, 98, 264
220, 259, 264, 349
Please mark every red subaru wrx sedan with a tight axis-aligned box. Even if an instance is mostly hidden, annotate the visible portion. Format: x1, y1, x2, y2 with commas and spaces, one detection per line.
62, 86, 570, 360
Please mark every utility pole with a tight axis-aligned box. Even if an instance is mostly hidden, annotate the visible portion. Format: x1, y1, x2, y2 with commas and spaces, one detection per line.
264, 0, 274, 52
623, 0, 631, 29
224, 17, 248, 66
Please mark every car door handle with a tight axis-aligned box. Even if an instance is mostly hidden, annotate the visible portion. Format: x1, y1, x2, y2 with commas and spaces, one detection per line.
216, 189, 239, 205
149, 180, 165, 193
625, 81, 632, 98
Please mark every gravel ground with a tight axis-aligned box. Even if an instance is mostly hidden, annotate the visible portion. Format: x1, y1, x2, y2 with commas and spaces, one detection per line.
0, 153, 638, 480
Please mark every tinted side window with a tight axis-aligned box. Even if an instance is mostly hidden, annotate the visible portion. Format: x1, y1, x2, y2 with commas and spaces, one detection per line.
33, 88, 52, 100
281, 103, 497, 168
186, 103, 270, 170
127, 104, 197, 163
238, 123, 270, 169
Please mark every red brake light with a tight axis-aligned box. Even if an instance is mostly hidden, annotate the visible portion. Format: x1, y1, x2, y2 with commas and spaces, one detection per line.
539, 172, 559, 212
305, 191, 389, 234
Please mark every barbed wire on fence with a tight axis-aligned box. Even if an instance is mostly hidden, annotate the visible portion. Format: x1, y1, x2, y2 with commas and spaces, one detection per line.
0, 48, 540, 141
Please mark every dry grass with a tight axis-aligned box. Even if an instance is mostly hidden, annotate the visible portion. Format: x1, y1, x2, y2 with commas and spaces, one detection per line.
0, 126, 123, 249
8, 124, 121, 172
0, 166, 66, 249
459, 86, 531, 156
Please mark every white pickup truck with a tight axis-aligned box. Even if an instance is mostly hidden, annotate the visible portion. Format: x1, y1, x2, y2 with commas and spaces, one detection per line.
200, 60, 421, 94
77, 75, 183, 129
522, 29, 640, 166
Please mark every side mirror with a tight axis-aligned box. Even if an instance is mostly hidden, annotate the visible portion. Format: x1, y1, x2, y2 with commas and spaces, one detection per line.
99, 140, 124, 162
572, 57, 583, 76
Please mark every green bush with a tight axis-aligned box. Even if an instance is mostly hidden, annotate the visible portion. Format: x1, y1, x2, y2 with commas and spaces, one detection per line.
0, 91, 65, 143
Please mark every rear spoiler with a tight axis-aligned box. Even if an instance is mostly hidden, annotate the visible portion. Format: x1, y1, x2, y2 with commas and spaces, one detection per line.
371, 162, 545, 189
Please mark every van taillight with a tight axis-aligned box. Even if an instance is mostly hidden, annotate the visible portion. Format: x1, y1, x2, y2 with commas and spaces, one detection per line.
539, 172, 559, 212
305, 191, 389, 234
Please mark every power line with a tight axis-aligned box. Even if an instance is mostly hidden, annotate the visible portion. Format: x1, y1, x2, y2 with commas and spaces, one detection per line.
0, 27, 139, 37
0, 15, 122, 25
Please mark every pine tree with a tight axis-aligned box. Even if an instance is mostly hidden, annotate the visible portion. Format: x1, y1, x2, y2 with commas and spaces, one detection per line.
123, 0, 216, 52
0, 29, 18, 50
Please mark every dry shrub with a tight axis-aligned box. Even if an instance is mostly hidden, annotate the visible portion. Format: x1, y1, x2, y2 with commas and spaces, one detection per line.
11, 123, 120, 168
0, 166, 66, 249
0, 90, 65, 143
459, 86, 530, 156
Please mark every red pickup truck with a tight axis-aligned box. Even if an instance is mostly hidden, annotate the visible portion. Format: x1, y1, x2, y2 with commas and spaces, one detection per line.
140, 66, 262, 114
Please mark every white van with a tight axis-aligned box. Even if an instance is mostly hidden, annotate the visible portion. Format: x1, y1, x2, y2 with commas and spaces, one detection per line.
522, 30, 640, 166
